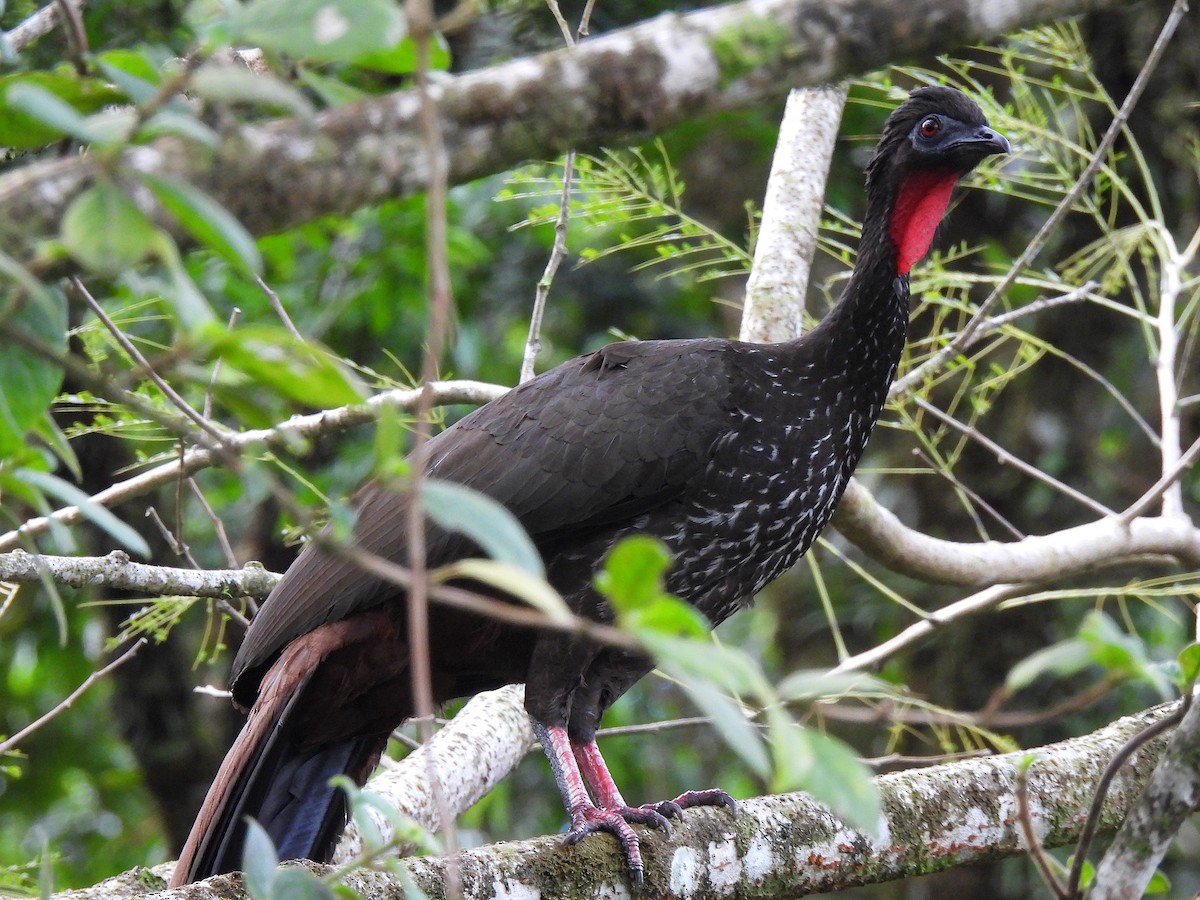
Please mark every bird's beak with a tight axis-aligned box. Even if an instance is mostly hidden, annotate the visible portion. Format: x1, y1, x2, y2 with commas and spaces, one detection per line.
958, 126, 1011, 157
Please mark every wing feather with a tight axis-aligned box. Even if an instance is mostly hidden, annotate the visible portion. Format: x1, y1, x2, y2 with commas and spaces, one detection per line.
232, 338, 736, 695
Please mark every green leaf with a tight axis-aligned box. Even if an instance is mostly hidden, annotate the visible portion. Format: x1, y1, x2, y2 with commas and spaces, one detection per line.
61, 183, 157, 275
16, 469, 151, 558
204, 324, 365, 409
434, 558, 570, 623
269, 868, 339, 900
234, 0, 406, 64
0, 273, 66, 457
1005, 638, 1091, 692
677, 679, 770, 780
189, 64, 315, 118
1177, 642, 1200, 689
595, 535, 672, 610
296, 67, 368, 107
138, 109, 219, 147
644, 633, 768, 698
4, 81, 111, 144
94, 54, 160, 104
31, 411, 81, 483
770, 711, 884, 839
422, 478, 544, 577
354, 33, 448, 74
776, 669, 892, 703
141, 173, 262, 275
155, 233, 218, 330
0, 72, 122, 147
240, 819, 279, 900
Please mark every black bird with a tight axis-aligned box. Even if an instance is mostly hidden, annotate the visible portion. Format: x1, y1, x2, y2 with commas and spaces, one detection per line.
172, 86, 1009, 887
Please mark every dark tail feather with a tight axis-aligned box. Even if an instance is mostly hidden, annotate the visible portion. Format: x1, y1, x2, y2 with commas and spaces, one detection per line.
171, 644, 385, 887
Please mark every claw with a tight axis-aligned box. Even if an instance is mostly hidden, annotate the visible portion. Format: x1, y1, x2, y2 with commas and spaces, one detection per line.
670, 788, 738, 814
535, 723, 736, 886
564, 807, 647, 885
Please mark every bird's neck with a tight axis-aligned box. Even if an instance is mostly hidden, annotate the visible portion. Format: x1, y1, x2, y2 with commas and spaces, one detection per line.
807, 166, 963, 366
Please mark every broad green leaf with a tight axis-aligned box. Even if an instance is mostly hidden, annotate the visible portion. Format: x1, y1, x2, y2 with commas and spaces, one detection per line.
776, 668, 892, 703
595, 535, 673, 610
240, 819, 279, 900
1005, 637, 1091, 692
61, 183, 156, 275
138, 108, 219, 147
433, 558, 570, 623
31, 411, 81, 482
770, 711, 884, 839
1145, 869, 1171, 894
141, 173, 262, 275
1177, 642, 1200, 689
645, 633, 769, 699
422, 478, 544, 577
269, 868, 339, 900
204, 324, 365, 409
234, 0, 406, 64
296, 67, 368, 107
678, 679, 769, 780
95, 49, 163, 92
155, 233, 218, 329
16, 469, 151, 558
354, 33, 449, 74
0, 72, 122, 147
94, 55, 160, 104
4, 81, 111, 144
190, 64, 314, 118
0, 269, 66, 457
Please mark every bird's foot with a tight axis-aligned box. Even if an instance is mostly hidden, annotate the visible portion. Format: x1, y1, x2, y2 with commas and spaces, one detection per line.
563, 792, 737, 885
564, 805, 662, 885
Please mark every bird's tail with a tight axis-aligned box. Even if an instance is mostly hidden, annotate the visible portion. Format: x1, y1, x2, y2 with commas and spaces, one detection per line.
170, 642, 385, 887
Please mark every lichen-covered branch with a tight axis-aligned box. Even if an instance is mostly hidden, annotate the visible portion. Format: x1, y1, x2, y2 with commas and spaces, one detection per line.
0, 0, 1126, 264
51, 703, 1179, 900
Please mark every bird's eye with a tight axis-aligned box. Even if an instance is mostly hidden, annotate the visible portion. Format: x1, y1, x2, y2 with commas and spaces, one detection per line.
918, 116, 941, 139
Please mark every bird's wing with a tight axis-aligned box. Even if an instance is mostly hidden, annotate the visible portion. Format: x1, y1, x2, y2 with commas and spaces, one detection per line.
231, 339, 736, 695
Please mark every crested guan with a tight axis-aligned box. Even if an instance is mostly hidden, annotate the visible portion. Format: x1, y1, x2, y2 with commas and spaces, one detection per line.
172, 86, 1009, 886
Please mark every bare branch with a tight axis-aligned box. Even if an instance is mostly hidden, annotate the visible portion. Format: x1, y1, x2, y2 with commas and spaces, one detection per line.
0, 638, 146, 755
0, 380, 506, 552
2, 0, 89, 53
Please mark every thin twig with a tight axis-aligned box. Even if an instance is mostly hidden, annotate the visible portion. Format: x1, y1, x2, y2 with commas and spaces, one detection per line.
0, 638, 147, 755
913, 396, 1115, 518
256, 277, 304, 342
1121, 432, 1200, 523
520, 151, 575, 383
53, 0, 87, 74
72, 278, 231, 448
520, 0, 586, 383
1016, 762, 1070, 899
833, 583, 1029, 674
407, 0, 461, 876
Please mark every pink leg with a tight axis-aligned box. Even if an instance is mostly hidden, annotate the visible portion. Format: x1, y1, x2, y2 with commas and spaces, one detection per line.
574, 737, 737, 821
534, 722, 738, 885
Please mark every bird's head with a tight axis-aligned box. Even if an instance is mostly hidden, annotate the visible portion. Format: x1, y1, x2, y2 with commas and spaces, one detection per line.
865, 86, 1011, 275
